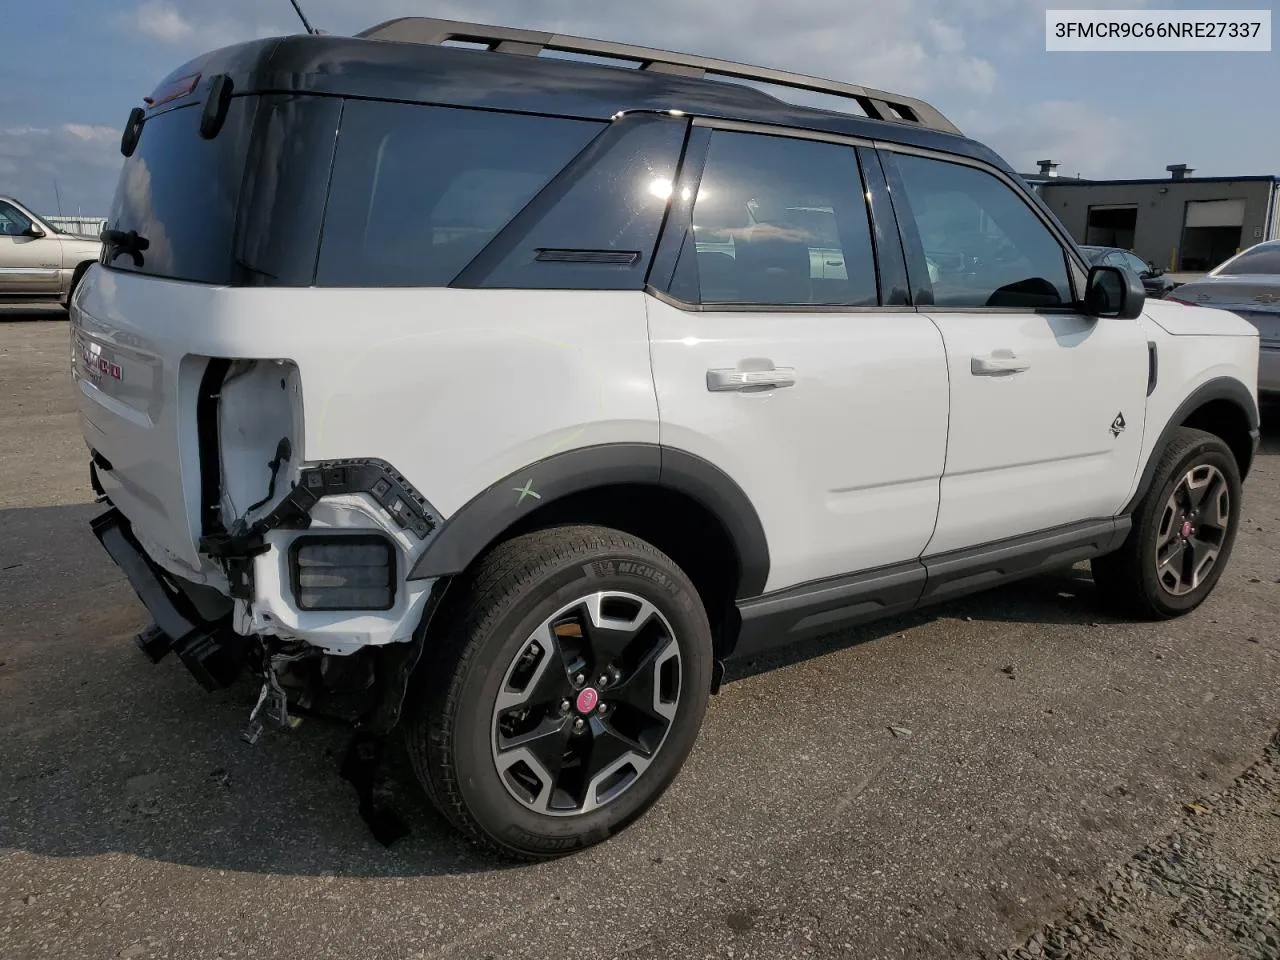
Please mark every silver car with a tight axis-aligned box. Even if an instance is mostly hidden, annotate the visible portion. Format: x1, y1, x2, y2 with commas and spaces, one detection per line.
0, 196, 102, 311
1170, 239, 1280, 396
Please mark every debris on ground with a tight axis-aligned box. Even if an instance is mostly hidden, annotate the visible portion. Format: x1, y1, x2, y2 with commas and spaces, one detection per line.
998, 728, 1280, 960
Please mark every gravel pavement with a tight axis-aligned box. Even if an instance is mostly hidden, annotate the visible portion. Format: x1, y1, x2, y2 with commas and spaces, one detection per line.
1, 317, 1278, 960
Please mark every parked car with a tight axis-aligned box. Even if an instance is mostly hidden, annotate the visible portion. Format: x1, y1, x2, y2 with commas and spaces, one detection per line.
1167, 239, 1280, 396
1079, 244, 1177, 298
74, 16, 1261, 860
0, 196, 102, 310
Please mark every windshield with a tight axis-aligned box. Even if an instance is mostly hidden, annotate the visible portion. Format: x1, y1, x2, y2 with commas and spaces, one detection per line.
1220, 243, 1280, 276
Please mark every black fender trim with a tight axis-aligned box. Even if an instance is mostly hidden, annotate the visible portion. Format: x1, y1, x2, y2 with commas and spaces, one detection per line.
406, 443, 770, 598
1124, 376, 1260, 514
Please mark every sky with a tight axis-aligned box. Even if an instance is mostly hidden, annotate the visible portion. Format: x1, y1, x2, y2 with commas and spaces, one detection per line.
1, 0, 1276, 217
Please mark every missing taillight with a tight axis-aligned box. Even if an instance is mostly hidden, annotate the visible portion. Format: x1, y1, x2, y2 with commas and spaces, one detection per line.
290, 536, 396, 611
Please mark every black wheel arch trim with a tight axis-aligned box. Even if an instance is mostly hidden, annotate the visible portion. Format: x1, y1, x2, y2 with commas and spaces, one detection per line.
406, 442, 771, 598
1124, 376, 1260, 514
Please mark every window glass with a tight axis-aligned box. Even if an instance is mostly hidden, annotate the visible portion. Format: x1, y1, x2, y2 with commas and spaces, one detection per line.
104, 99, 256, 283
674, 130, 878, 306
464, 115, 685, 290
316, 101, 603, 287
0, 202, 33, 235
1121, 251, 1148, 275
893, 154, 1072, 309
1220, 242, 1280, 276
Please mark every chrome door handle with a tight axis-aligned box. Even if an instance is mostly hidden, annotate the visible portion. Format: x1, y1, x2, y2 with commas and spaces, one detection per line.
970, 349, 1030, 376
706, 366, 796, 392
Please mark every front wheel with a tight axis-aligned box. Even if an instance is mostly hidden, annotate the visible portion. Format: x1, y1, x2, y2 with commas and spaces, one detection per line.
1092, 427, 1242, 619
405, 525, 713, 859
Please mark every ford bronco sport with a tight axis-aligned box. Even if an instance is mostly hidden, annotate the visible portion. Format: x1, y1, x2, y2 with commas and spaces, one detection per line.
72, 17, 1262, 859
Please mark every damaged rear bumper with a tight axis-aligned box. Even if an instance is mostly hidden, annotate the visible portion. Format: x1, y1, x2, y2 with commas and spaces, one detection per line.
91, 507, 247, 690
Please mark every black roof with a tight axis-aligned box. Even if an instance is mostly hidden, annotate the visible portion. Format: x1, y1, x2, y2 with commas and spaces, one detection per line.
143, 32, 1013, 174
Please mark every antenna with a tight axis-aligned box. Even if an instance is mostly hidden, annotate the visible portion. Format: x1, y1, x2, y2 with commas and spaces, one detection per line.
288, 0, 319, 35
52, 178, 64, 217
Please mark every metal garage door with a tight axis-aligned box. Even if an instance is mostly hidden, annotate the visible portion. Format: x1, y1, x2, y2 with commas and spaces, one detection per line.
1184, 199, 1246, 228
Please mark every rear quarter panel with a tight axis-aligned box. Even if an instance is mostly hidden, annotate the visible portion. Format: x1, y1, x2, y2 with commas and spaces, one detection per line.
77, 271, 659, 525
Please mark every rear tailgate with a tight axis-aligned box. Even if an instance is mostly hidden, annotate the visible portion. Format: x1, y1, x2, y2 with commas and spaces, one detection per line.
72, 270, 215, 571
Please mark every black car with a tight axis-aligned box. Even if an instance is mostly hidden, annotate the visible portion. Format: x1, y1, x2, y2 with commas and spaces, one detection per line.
1079, 245, 1176, 298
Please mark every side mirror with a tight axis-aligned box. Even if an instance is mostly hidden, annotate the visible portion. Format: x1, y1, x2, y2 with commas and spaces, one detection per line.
1147, 261, 1163, 277
1085, 264, 1145, 319
22, 225, 46, 239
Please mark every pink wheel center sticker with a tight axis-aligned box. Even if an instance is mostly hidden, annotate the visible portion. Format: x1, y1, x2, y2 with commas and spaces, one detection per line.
576, 687, 599, 714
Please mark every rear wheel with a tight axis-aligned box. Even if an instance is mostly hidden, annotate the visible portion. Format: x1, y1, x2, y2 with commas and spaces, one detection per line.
64, 261, 91, 312
405, 525, 712, 859
1092, 427, 1241, 619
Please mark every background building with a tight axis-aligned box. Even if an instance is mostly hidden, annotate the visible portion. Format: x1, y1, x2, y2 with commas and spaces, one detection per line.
1023, 161, 1280, 273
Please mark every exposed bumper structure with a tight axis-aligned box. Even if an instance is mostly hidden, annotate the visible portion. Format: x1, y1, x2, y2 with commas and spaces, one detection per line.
91, 507, 248, 690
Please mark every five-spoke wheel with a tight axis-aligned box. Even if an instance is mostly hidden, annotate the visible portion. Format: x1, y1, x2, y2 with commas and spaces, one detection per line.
406, 525, 712, 860
1093, 427, 1242, 619
1153, 463, 1231, 596
492, 592, 682, 815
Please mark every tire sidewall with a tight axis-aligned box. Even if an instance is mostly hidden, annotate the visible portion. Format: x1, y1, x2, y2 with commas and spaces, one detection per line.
1135, 435, 1242, 616
443, 543, 712, 856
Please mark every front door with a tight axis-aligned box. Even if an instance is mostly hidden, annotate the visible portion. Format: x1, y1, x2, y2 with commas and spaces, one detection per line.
647, 127, 950, 593
882, 150, 1149, 555
0, 201, 61, 294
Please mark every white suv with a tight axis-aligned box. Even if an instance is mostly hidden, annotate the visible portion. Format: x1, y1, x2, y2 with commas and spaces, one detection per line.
71, 18, 1262, 859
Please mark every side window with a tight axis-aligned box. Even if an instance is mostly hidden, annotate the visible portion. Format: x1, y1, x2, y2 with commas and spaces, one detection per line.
671, 130, 878, 306
0, 201, 33, 236
316, 102, 604, 287
892, 153, 1072, 309
1122, 252, 1148, 275
460, 114, 687, 290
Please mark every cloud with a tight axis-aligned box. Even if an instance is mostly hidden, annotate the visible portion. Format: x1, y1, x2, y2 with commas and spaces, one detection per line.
0, 125, 122, 217
962, 100, 1154, 179
118, 1, 285, 53
133, 1, 194, 43
62, 124, 118, 142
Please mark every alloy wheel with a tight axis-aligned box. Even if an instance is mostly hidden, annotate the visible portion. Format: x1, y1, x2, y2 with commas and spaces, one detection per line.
491, 591, 682, 816
1153, 463, 1230, 597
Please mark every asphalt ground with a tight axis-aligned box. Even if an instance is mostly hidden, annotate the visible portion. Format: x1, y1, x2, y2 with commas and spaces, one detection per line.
1, 315, 1277, 960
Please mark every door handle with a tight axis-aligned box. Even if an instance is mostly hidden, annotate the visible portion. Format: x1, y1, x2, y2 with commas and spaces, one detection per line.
706, 366, 796, 392
970, 349, 1030, 376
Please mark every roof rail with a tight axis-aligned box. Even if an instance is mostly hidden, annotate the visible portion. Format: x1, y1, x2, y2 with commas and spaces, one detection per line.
355, 17, 961, 135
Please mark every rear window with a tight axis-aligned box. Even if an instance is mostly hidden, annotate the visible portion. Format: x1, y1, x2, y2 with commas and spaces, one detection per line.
104, 98, 256, 284
1221, 243, 1280, 276
315, 101, 604, 287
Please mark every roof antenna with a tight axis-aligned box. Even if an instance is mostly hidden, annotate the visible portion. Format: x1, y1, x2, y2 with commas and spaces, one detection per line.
287, 0, 319, 35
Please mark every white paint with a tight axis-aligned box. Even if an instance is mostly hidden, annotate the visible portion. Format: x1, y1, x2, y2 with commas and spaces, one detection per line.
1141, 298, 1262, 337
71, 264, 1262, 652
923, 310, 1150, 554
646, 297, 950, 591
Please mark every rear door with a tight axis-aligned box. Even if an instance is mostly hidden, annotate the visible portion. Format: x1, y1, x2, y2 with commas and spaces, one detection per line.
880, 148, 1149, 555
647, 125, 949, 593
0, 200, 61, 294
